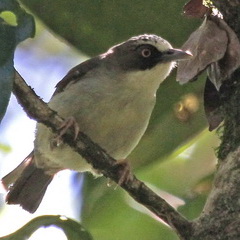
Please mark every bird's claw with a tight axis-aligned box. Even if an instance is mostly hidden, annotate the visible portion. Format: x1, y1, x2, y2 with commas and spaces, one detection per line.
112, 159, 133, 186
52, 117, 80, 148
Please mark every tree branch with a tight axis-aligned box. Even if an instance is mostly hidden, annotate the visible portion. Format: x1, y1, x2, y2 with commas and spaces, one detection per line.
212, 0, 240, 37
187, 1, 240, 239
13, 71, 192, 240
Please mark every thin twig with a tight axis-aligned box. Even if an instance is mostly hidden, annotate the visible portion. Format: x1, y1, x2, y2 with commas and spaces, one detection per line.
13, 71, 192, 240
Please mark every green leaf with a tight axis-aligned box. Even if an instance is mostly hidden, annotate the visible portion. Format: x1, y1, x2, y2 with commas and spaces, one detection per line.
0, 142, 11, 153
0, 0, 35, 122
0, 215, 93, 240
20, 0, 200, 56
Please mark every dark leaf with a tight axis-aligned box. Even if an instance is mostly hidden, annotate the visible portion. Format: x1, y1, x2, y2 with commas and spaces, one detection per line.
204, 77, 223, 131
177, 17, 228, 84
183, 0, 209, 18
0, 215, 93, 240
207, 17, 240, 89
20, 0, 199, 56
177, 16, 240, 91
0, 58, 14, 123
0, 0, 35, 122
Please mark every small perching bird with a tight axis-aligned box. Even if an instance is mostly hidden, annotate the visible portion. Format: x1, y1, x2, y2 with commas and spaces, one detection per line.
1, 34, 191, 213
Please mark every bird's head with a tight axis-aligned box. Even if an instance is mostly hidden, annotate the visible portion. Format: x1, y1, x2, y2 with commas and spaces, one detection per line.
100, 34, 191, 90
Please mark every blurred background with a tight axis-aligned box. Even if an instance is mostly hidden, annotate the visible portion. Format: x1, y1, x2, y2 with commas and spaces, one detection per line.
0, 1, 219, 239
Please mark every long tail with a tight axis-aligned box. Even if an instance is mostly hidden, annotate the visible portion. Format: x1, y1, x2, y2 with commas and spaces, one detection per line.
1, 152, 53, 213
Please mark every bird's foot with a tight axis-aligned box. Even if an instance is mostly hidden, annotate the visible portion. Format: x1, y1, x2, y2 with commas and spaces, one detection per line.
111, 159, 133, 186
52, 116, 80, 147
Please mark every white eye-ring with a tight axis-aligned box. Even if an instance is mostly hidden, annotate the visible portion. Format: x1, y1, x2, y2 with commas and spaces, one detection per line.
141, 48, 151, 58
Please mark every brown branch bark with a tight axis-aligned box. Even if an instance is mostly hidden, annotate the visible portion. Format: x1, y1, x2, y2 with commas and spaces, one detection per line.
13, 71, 192, 240
213, 0, 240, 37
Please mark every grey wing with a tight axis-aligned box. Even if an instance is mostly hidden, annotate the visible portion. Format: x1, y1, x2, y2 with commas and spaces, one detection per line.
53, 56, 101, 96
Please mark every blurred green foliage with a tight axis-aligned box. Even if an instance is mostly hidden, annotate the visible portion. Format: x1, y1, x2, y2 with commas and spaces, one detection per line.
0, 143, 11, 153
21, 0, 201, 56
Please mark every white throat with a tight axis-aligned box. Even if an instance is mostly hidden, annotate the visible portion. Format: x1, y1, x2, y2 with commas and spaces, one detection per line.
124, 61, 175, 96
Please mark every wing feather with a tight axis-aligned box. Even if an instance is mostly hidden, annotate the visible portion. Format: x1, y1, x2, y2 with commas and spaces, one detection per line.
53, 56, 101, 96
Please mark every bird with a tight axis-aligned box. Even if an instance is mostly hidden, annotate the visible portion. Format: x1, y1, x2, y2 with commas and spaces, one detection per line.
1, 34, 191, 213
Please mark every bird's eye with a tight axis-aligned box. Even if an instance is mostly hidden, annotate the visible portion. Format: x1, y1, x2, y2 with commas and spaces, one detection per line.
141, 48, 151, 58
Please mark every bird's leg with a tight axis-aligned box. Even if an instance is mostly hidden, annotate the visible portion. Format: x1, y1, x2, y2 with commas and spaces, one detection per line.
52, 116, 80, 147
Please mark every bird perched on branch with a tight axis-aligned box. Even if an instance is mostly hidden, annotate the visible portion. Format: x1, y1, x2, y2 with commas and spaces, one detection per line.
1, 34, 191, 213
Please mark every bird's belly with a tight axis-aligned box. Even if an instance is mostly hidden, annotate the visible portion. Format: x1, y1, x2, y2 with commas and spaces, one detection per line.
88, 109, 150, 160
34, 85, 155, 173
71, 92, 154, 161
